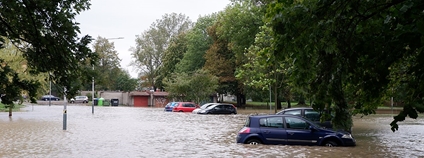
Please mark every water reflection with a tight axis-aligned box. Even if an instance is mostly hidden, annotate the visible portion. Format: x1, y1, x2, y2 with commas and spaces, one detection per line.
0, 105, 423, 157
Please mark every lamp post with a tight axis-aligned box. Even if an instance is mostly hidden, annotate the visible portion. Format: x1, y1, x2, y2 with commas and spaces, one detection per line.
92, 37, 124, 114
63, 87, 67, 130
49, 73, 51, 106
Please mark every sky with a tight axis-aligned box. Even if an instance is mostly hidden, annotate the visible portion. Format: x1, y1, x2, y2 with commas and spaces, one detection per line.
76, 0, 231, 78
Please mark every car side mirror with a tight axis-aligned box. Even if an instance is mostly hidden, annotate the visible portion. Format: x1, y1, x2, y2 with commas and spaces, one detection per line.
309, 125, 317, 131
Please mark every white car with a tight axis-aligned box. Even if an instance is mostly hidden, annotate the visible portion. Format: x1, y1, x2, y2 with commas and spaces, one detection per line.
192, 103, 218, 114
70, 96, 89, 103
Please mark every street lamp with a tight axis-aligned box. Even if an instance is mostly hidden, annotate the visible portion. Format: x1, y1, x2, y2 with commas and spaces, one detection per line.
92, 37, 124, 114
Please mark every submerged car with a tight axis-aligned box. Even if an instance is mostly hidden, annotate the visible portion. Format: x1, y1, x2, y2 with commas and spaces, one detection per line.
236, 114, 356, 147
197, 103, 237, 114
164, 102, 179, 112
172, 102, 199, 112
192, 103, 217, 114
276, 107, 333, 129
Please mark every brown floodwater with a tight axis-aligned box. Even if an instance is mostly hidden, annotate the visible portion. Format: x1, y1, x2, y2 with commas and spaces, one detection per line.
0, 104, 423, 157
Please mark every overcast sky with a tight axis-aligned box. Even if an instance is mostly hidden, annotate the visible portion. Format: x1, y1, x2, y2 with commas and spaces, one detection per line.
76, 0, 231, 78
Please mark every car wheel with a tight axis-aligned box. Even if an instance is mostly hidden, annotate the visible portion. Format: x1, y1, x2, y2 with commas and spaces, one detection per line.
246, 139, 261, 145
56, 98, 59, 101
179, 110, 183, 112
324, 140, 338, 147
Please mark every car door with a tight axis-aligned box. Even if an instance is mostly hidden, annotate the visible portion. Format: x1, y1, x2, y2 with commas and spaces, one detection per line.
284, 116, 319, 146
259, 116, 287, 145
211, 105, 225, 114
183, 103, 195, 112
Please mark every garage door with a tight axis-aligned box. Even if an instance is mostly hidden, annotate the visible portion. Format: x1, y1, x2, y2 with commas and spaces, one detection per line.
134, 96, 148, 107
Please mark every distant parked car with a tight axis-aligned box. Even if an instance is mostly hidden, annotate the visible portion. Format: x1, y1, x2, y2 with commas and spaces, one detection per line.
236, 114, 356, 147
69, 96, 89, 103
276, 107, 333, 129
164, 102, 179, 112
196, 103, 237, 114
40, 95, 60, 101
192, 103, 217, 114
172, 102, 199, 112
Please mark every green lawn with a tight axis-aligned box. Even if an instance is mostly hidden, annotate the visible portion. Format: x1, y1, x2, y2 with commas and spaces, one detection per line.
0, 103, 24, 112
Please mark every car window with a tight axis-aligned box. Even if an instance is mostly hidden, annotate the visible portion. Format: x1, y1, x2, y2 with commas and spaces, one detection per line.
200, 103, 214, 109
285, 117, 310, 130
283, 110, 302, 116
183, 103, 195, 107
171, 102, 179, 107
259, 117, 283, 128
225, 105, 234, 110
304, 109, 320, 122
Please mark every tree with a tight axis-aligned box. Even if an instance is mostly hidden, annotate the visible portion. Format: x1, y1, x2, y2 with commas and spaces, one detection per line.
113, 69, 138, 92
174, 14, 218, 73
266, 0, 424, 131
93, 36, 122, 91
131, 13, 192, 90
164, 69, 218, 104
156, 33, 188, 89
0, 0, 94, 116
0, 40, 41, 116
205, 0, 265, 107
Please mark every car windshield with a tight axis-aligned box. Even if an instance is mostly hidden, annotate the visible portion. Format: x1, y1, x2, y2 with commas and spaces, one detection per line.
205, 105, 217, 109
200, 103, 215, 109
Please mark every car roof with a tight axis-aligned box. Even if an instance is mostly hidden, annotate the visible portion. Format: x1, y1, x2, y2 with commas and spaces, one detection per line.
249, 114, 304, 119
281, 107, 313, 110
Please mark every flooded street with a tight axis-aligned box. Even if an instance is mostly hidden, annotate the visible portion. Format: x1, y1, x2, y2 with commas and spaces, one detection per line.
1, 104, 423, 158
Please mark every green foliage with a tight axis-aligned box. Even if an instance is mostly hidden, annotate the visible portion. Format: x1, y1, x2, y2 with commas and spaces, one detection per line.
131, 13, 192, 89
0, 0, 95, 112
157, 33, 189, 89
93, 36, 122, 91
113, 70, 138, 92
175, 14, 217, 74
265, 0, 424, 131
164, 69, 218, 104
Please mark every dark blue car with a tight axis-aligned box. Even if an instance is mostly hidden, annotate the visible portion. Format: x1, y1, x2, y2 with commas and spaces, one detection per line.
236, 114, 356, 147
164, 102, 179, 112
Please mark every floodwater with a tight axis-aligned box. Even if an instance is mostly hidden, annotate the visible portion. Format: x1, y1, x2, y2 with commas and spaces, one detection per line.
0, 104, 423, 158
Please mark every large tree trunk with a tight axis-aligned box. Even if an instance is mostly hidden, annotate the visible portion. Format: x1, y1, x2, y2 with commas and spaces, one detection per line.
287, 100, 291, 108
8, 105, 12, 117
277, 97, 282, 110
298, 94, 306, 105
236, 93, 245, 107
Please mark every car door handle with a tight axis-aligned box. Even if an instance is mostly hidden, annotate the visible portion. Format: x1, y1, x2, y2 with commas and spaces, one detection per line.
288, 132, 294, 135
264, 130, 270, 134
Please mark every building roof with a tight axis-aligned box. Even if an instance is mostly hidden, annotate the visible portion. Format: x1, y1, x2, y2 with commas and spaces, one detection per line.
130, 91, 169, 97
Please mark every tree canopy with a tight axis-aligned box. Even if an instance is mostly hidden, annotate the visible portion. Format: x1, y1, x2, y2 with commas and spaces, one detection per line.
0, 0, 94, 112
265, 0, 424, 131
131, 13, 192, 90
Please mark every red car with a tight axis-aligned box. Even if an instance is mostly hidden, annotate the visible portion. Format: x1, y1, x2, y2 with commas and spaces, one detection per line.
172, 102, 199, 112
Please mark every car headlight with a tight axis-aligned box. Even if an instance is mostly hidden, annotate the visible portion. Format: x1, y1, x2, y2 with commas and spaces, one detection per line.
342, 134, 353, 139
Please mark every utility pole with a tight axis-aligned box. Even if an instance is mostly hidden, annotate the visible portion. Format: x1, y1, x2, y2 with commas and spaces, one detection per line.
63, 87, 67, 130
49, 74, 51, 106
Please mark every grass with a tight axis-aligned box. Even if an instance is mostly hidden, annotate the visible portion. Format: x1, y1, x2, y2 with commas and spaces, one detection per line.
0, 102, 25, 112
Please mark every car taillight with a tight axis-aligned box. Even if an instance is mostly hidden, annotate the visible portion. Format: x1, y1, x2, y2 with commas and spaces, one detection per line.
238, 127, 250, 134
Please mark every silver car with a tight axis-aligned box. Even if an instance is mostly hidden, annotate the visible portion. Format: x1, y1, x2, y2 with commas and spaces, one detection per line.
70, 96, 89, 103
